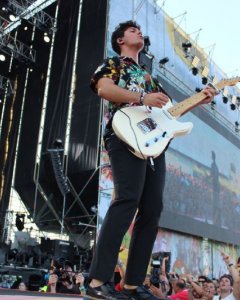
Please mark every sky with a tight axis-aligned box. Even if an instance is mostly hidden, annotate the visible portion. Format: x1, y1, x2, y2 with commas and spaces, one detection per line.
157, 0, 240, 77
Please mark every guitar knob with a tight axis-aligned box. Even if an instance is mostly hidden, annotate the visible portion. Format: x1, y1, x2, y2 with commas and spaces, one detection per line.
154, 137, 158, 142
145, 143, 149, 147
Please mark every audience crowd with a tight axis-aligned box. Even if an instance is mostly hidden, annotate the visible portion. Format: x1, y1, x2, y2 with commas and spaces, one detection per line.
0, 250, 239, 299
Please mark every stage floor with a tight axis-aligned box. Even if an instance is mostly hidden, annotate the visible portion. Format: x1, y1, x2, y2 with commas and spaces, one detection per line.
0, 289, 83, 299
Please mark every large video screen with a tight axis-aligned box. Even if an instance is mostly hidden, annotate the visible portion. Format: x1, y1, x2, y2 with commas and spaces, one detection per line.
160, 87, 240, 245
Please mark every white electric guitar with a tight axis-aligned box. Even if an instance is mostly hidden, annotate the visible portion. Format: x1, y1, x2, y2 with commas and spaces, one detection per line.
112, 77, 240, 159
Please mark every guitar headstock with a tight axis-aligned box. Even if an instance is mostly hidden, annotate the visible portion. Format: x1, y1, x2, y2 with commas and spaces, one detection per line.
216, 76, 240, 90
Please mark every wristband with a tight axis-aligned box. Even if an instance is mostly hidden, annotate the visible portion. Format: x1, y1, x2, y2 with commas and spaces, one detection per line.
139, 90, 146, 105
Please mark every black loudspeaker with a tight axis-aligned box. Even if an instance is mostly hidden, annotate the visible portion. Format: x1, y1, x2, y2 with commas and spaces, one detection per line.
28, 273, 42, 291
40, 238, 75, 261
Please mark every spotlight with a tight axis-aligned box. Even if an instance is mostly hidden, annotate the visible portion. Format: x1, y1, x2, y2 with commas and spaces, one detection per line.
0, 54, 6, 61
182, 41, 192, 57
182, 41, 192, 48
195, 88, 202, 93
202, 77, 208, 85
192, 67, 198, 75
191, 56, 200, 75
53, 138, 63, 149
222, 96, 228, 104
43, 32, 51, 43
9, 14, 16, 22
15, 214, 25, 231
90, 205, 98, 214
159, 57, 169, 66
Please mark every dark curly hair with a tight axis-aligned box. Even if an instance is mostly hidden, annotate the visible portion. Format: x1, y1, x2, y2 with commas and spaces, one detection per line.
111, 20, 141, 54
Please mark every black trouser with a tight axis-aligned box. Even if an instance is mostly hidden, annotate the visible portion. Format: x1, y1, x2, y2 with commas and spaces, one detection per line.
89, 134, 166, 286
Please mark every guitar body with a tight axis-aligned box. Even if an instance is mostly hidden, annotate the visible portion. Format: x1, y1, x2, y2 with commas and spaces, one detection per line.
111, 78, 240, 159
112, 101, 193, 159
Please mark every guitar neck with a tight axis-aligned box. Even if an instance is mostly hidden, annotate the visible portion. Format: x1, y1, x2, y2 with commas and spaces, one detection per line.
167, 77, 240, 118
167, 91, 207, 118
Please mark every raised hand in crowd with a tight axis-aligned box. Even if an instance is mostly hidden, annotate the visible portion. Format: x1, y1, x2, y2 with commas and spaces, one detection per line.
47, 274, 58, 293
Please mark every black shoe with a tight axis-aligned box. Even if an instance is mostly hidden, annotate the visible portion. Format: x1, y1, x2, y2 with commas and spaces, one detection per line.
122, 286, 160, 300
86, 282, 129, 300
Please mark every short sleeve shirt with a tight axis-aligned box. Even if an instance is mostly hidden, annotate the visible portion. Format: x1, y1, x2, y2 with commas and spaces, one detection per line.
90, 56, 167, 120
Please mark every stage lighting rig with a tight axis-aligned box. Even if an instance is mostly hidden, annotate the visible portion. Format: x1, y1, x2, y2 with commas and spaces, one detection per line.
0, 28, 36, 63
2, 0, 57, 36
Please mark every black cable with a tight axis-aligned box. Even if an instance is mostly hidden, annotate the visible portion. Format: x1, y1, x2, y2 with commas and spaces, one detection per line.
118, 107, 155, 170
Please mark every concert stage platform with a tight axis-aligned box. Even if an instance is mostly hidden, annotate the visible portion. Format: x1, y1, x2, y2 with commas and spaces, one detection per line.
0, 288, 82, 299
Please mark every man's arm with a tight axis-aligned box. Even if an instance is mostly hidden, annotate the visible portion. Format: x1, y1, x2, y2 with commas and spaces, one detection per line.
221, 251, 240, 299
97, 77, 169, 108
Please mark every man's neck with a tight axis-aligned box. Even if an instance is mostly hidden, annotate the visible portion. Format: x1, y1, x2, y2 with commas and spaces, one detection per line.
120, 49, 139, 63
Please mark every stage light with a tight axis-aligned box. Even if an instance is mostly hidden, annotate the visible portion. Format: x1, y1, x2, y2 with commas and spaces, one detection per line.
53, 138, 63, 148
182, 41, 192, 48
192, 67, 198, 75
201, 66, 209, 84
15, 214, 25, 231
43, 32, 51, 43
9, 14, 16, 22
90, 205, 98, 214
159, 57, 169, 66
202, 77, 208, 85
0, 54, 6, 61
222, 96, 228, 104
191, 56, 200, 75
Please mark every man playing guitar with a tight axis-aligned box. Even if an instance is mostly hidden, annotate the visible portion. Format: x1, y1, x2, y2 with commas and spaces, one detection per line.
86, 20, 216, 300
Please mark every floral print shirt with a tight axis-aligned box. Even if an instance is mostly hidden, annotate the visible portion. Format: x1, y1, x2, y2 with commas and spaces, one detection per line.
90, 56, 168, 122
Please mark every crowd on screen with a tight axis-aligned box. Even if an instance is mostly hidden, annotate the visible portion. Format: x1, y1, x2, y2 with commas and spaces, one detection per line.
164, 163, 240, 231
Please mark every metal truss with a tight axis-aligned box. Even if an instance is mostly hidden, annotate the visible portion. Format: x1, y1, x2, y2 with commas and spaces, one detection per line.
2, 0, 57, 36
0, 27, 36, 63
0, 74, 13, 95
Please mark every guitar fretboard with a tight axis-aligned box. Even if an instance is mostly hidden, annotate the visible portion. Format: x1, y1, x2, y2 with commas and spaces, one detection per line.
168, 91, 206, 118
167, 76, 240, 118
